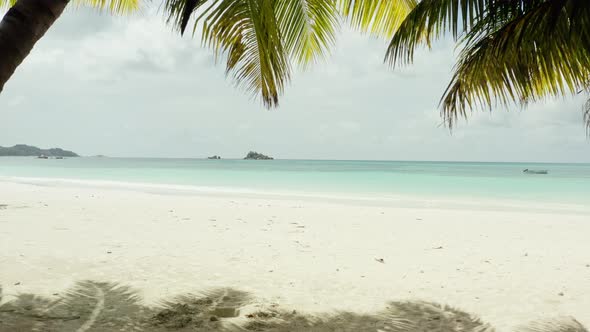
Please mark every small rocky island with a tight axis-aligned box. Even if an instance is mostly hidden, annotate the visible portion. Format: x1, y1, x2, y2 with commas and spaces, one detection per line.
207, 155, 221, 160
0, 144, 78, 157
244, 151, 273, 160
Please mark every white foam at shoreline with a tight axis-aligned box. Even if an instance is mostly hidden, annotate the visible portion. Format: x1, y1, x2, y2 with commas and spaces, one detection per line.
1, 175, 588, 215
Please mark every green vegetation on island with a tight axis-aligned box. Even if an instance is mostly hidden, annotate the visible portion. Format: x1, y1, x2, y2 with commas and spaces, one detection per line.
244, 151, 273, 160
0, 144, 78, 157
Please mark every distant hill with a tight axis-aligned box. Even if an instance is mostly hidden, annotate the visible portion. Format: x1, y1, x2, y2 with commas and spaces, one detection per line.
0, 144, 79, 157
244, 151, 273, 160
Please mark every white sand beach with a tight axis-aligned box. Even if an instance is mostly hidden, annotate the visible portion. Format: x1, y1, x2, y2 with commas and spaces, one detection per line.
1, 179, 589, 331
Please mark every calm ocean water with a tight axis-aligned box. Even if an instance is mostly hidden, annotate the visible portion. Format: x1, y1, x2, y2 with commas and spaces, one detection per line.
1, 157, 589, 206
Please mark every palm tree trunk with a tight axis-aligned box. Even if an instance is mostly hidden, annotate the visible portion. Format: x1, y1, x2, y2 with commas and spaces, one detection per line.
0, 0, 68, 93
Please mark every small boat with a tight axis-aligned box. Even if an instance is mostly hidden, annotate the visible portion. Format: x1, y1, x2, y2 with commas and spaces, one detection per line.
523, 169, 548, 175
37, 154, 48, 159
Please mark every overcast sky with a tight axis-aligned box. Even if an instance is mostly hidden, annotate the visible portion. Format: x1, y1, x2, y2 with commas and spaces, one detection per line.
0, 6, 589, 162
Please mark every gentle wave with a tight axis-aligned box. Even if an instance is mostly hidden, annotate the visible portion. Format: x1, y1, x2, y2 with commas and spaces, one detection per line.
2, 175, 589, 215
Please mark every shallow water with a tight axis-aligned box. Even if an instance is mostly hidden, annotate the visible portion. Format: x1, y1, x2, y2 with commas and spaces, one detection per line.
1, 157, 589, 206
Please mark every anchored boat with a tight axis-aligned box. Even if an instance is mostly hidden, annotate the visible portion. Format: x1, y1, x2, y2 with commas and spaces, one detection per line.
523, 169, 548, 175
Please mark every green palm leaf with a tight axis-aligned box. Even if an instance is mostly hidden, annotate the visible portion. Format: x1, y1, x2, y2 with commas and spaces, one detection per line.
338, 0, 417, 38
164, 0, 209, 35
275, 0, 339, 66
385, 0, 488, 67
73, 0, 141, 13
1, 0, 140, 13
166, 0, 340, 107
164, 0, 415, 108
200, 0, 290, 107
441, 1, 590, 127
387, 0, 590, 129
0, 0, 16, 8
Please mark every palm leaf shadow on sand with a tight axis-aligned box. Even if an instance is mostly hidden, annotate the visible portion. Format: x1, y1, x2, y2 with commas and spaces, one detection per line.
152, 288, 251, 330
0, 284, 61, 331
515, 317, 589, 332
0, 281, 587, 332
0, 281, 151, 332
241, 300, 495, 332
0, 282, 249, 332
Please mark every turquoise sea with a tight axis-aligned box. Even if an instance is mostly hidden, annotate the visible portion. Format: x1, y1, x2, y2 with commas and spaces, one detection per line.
1, 157, 589, 207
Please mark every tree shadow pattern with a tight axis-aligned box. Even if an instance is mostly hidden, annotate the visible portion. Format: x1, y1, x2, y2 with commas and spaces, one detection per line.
0, 282, 586, 332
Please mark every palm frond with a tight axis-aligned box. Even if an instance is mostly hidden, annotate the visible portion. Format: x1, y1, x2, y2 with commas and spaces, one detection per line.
385, 0, 590, 130
438, 0, 590, 127
73, 0, 141, 14
385, 0, 490, 66
163, 0, 416, 107
275, 0, 339, 66
338, 0, 417, 38
1, 0, 139, 13
164, 0, 209, 35
165, 0, 341, 106
191, 0, 291, 108
0, 0, 17, 9
386, 0, 551, 65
